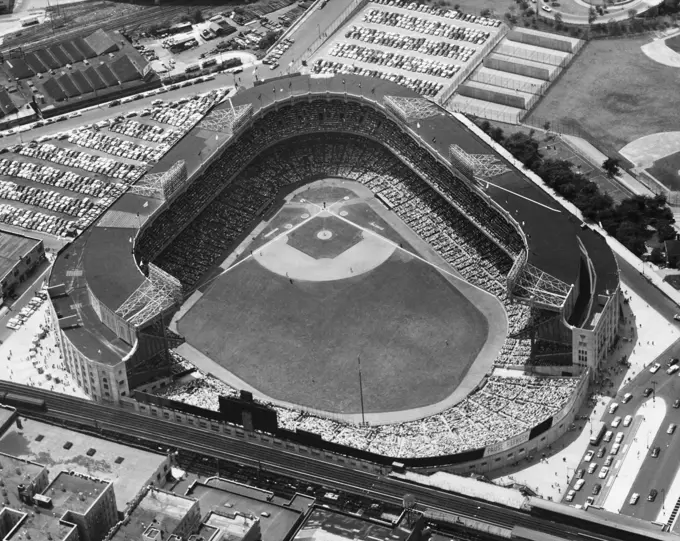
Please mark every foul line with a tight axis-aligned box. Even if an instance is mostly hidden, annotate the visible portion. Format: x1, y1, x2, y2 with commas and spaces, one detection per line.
484, 180, 562, 213
198, 205, 324, 291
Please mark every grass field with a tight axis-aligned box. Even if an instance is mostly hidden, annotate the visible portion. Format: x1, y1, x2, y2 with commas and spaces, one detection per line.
178, 190, 490, 415
527, 37, 680, 152
665, 34, 680, 53
646, 150, 680, 191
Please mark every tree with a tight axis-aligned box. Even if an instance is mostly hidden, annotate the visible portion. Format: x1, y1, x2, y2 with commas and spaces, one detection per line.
543, 121, 551, 132
588, 6, 597, 23
554, 12, 563, 27
628, 8, 637, 18
650, 247, 664, 264
259, 30, 279, 50
657, 221, 677, 242
503, 132, 542, 168
602, 157, 620, 178
191, 8, 204, 23
481, 8, 492, 17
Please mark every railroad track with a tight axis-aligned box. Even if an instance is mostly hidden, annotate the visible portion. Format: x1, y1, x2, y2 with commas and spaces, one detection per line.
1, 6, 187, 54
0, 383, 638, 541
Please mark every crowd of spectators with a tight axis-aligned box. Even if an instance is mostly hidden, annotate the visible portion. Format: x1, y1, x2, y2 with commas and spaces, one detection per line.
312, 59, 444, 97
67, 129, 170, 163
110, 119, 183, 145
328, 43, 461, 79
157, 358, 582, 458
345, 26, 477, 62
140, 96, 581, 458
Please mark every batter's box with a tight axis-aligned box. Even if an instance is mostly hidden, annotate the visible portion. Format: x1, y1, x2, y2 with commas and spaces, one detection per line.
287, 214, 363, 259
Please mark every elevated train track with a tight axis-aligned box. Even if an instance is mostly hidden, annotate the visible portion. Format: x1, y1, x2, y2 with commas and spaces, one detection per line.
0, 383, 670, 541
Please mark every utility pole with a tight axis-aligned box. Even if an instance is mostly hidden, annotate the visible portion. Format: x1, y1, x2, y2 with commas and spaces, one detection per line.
358, 355, 365, 426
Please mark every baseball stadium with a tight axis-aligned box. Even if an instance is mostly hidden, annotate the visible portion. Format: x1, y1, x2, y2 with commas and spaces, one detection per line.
47, 73, 620, 471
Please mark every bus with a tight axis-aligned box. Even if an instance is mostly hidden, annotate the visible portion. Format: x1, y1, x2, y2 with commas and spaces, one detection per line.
590, 421, 606, 446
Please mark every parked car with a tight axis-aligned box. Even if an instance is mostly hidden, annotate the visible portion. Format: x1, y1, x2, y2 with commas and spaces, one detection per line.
668, 423, 677, 434
584, 450, 594, 462
623, 415, 633, 426
603, 430, 613, 442
592, 484, 602, 495
604, 455, 614, 467
650, 362, 661, 373
648, 489, 658, 502
622, 393, 633, 403
630, 493, 639, 505
575, 479, 585, 491
576, 469, 585, 479
651, 446, 660, 458
598, 466, 610, 479
587, 462, 598, 474
566, 489, 576, 502
611, 416, 621, 428
609, 402, 619, 414
643, 387, 653, 397
615, 432, 624, 444
597, 446, 606, 458
674, 400, 680, 409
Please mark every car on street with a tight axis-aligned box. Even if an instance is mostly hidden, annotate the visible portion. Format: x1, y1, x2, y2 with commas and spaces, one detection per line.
622, 392, 633, 403
575, 479, 585, 491
669, 423, 677, 434
668, 365, 679, 375
576, 468, 585, 479
584, 450, 594, 462
644, 387, 653, 397
674, 314, 680, 321
587, 462, 598, 474
604, 430, 613, 442
592, 484, 602, 495
586, 496, 595, 506
597, 446, 606, 458
611, 443, 621, 454
611, 416, 621, 428
669, 358, 679, 367
609, 402, 618, 414
648, 489, 658, 502
651, 446, 660, 458
650, 362, 661, 373
630, 493, 640, 505
598, 466, 610, 479
566, 489, 576, 502
604, 456, 614, 467
623, 415, 633, 426
675, 400, 680, 409
541, 4, 552, 11
615, 432, 624, 444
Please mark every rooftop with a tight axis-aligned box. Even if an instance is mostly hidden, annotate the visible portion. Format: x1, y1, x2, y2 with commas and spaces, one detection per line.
46, 470, 110, 515
203, 510, 258, 541
4, 508, 77, 541
0, 453, 74, 541
187, 481, 301, 541
111, 487, 197, 541
0, 230, 41, 282
294, 507, 412, 541
0, 417, 168, 513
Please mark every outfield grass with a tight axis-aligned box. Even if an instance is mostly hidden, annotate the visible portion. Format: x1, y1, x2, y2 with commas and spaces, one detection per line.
528, 37, 680, 151
665, 34, 680, 53
179, 252, 488, 415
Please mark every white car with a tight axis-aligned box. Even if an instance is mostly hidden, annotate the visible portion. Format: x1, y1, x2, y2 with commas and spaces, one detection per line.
668, 423, 677, 434
598, 466, 610, 479
611, 416, 621, 428
623, 415, 633, 427
650, 362, 661, 373
584, 450, 594, 462
609, 402, 618, 414
587, 462, 598, 474
674, 314, 680, 321
615, 432, 624, 444
565, 489, 576, 502
603, 430, 613, 442
542, 4, 552, 11
669, 364, 680, 375
630, 493, 639, 505
575, 479, 585, 491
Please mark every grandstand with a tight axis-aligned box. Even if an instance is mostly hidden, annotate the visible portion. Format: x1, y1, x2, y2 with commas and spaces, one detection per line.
47, 74, 620, 470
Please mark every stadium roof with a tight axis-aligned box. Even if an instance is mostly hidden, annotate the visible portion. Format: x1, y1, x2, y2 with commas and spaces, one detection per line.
51, 73, 619, 368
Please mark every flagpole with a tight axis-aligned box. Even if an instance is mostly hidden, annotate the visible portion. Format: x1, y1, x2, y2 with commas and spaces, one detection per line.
358, 355, 365, 426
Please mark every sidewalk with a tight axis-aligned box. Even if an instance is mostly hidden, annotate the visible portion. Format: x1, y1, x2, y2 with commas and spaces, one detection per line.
561, 134, 654, 197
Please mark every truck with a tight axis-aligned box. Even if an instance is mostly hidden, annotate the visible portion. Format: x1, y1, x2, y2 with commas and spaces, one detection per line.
20, 15, 40, 27
590, 421, 606, 446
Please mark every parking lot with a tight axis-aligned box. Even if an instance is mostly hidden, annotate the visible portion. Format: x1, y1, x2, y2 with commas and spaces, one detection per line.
0, 86, 228, 239
309, 0, 503, 99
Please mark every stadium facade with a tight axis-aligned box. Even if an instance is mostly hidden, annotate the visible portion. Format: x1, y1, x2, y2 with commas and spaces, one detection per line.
46, 74, 620, 468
